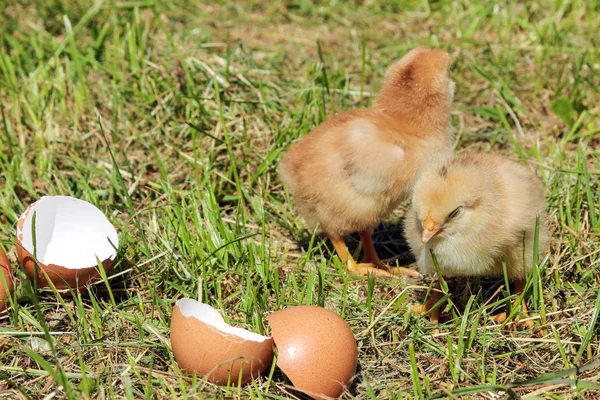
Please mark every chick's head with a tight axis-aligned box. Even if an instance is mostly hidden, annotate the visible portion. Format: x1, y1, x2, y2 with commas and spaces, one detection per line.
411, 158, 497, 245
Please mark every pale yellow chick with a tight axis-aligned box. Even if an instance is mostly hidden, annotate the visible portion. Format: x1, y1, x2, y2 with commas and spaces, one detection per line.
279, 47, 455, 278
405, 153, 548, 326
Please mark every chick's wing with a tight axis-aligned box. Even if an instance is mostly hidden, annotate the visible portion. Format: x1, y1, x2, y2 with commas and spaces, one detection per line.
339, 117, 406, 196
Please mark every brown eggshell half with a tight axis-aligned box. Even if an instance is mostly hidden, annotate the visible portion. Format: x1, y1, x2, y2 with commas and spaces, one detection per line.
17, 244, 113, 291
0, 248, 14, 313
16, 196, 118, 292
170, 298, 274, 386
267, 305, 358, 399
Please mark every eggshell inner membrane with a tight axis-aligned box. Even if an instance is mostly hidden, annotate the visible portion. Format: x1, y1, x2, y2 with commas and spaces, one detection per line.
177, 298, 269, 342
18, 196, 118, 269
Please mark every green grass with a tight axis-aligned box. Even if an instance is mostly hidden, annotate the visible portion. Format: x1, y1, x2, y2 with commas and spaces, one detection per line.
1, 0, 600, 398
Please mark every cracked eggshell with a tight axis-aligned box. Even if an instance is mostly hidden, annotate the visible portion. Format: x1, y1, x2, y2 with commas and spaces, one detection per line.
266, 305, 358, 400
16, 196, 118, 291
0, 248, 14, 313
170, 298, 274, 386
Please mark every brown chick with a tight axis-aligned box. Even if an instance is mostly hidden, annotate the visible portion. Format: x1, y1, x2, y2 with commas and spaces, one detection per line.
405, 153, 548, 327
279, 47, 455, 278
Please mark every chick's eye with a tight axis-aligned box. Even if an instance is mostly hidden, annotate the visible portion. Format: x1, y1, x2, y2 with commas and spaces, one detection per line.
448, 206, 462, 219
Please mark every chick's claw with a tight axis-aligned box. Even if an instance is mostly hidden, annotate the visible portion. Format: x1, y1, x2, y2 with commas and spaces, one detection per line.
411, 304, 427, 315
360, 254, 421, 278
491, 311, 535, 330
492, 281, 534, 330
412, 302, 441, 325
389, 266, 422, 278
411, 281, 444, 324
350, 258, 421, 278
358, 257, 390, 271
347, 261, 397, 278
412, 303, 441, 335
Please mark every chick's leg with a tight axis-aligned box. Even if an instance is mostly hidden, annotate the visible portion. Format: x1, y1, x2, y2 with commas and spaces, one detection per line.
492, 279, 534, 329
412, 281, 444, 324
329, 234, 395, 278
358, 230, 421, 278
358, 229, 384, 266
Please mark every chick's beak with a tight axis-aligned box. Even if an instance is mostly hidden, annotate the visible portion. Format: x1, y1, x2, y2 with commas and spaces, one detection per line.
421, 211, 442, 244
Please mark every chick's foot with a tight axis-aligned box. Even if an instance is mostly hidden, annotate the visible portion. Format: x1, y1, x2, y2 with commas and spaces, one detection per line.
412, 282, 444, 324
491, 312, 534, 330
411, 303, 442, 325
492, 280, 534, 330
347, 260, 397, 278
389, 265, 422, 278
491, 303, 534, 330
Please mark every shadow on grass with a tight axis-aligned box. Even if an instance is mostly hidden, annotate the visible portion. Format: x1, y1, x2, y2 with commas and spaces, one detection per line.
91, 257, 136, 304
295, 220, 416, 266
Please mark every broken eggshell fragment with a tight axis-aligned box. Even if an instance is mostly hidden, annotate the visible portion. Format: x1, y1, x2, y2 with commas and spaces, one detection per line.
0, 247, 14, 313
266, 305, 358, 400
170, 298, 274, 386
16, 196, 118, 291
